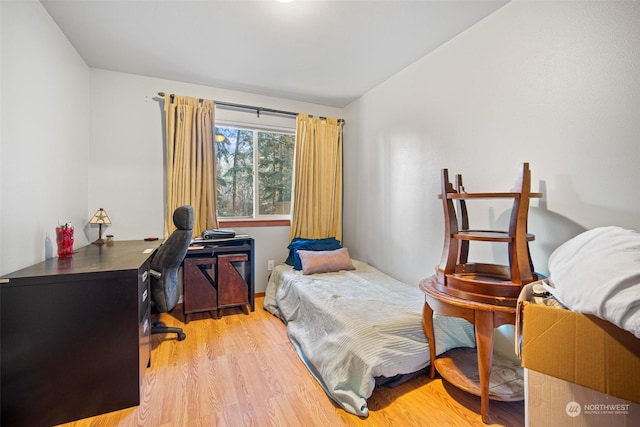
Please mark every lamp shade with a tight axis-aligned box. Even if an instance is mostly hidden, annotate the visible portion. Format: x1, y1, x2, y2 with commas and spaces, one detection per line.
89, 208, 111, 225
89, 208, 111, 245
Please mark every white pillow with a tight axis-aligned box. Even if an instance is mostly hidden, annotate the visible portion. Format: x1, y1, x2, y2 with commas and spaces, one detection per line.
545, 226, 640, 338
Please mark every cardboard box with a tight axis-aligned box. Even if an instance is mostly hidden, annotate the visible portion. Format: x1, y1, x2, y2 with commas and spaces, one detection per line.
518, 283, 640, 404
526, 369, 640, 427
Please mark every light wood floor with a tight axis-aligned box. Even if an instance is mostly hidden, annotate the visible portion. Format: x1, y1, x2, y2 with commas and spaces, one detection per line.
59, 296, 524, 427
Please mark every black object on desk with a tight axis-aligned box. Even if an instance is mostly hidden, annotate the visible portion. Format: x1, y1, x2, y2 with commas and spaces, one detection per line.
201, 228, 236, 239
0, 240, 160, 427
184, 234, 255, 322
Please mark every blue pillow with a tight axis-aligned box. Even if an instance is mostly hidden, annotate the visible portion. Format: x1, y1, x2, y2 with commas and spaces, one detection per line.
285, 237, 342, 270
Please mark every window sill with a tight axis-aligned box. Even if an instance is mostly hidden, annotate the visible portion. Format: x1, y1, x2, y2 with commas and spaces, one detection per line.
218, 219, 290, 228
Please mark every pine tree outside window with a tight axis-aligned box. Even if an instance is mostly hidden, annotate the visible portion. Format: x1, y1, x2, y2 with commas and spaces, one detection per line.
215, 125, 294, 219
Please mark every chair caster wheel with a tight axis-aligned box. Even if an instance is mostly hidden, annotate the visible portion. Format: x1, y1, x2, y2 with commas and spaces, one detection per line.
177, 332, 186, 341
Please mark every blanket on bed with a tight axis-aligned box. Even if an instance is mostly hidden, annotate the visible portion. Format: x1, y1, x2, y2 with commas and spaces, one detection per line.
264, 260, 476, 416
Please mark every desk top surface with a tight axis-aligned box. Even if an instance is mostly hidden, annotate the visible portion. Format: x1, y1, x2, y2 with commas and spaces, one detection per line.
188, 234, 254, 254
190, 234, 253, 245
1, 240, 162, 282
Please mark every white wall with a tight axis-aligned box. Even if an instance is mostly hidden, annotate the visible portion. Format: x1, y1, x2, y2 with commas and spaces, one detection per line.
0, 1, 90, 275
230, 225, 292, 295
88, 69, 341, 292
342, 1, 640, 359
0, 1, 341, 292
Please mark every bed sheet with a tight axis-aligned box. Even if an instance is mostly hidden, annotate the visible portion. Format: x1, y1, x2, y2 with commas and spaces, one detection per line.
264, 260, 476, 417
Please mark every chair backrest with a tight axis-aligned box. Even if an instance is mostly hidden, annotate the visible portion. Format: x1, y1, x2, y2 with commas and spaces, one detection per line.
150, 205, 194, 312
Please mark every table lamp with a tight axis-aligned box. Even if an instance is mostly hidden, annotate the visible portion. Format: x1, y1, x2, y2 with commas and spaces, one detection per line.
89, 208, 111, 245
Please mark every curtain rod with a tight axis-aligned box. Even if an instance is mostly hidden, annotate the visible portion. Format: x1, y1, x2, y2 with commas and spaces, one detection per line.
157, 92, 344, 123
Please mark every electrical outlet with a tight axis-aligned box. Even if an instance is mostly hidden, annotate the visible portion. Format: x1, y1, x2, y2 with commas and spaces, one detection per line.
267, 259, 275, 271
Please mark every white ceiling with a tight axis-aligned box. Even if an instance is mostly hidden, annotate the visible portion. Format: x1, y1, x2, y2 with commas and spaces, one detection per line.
41, 0, 508, 108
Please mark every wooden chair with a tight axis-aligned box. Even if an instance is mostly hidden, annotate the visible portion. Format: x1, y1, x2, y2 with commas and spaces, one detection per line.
434, 163, 542, 307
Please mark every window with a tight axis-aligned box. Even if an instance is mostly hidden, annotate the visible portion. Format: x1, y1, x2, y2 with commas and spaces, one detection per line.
215, 125, 295, 219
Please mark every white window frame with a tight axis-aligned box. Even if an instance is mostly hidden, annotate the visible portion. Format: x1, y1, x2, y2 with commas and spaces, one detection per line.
215, 120, 295, 221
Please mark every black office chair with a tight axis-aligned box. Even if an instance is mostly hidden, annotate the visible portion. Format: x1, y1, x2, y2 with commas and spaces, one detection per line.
149, 205, 193, 341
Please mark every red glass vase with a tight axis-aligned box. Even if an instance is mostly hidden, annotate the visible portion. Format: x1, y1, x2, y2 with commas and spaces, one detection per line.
56, 225, 74, 258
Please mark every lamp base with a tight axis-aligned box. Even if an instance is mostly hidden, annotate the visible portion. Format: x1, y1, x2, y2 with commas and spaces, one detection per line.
93, 223, 106, 245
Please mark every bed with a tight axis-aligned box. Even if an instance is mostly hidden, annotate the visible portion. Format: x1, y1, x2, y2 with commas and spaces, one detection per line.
264, 257, 476, 417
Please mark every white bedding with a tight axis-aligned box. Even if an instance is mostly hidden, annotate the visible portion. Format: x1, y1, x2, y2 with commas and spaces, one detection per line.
264, 260, 476, 417
544, 226, 640, 338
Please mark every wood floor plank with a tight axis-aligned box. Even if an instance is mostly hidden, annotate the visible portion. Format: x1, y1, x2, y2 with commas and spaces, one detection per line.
57, 297, 524, 427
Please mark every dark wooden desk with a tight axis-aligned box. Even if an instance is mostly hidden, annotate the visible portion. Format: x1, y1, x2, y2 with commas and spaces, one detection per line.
0, 240, 160, 427
183, 235, 255, 322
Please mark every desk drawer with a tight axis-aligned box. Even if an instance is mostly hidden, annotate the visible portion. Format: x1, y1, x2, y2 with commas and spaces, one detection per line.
218, 254, 249, 308
139, 269, 150, 323
183, 258, 217, 320
139, 306, 151, 377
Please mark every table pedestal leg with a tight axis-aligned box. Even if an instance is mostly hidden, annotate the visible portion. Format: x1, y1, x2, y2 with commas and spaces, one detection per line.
422, 302, 436, 379
475, 310, 494, 424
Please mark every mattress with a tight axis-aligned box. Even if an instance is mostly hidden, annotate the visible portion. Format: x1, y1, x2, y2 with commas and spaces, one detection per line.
264, 260, 476, 416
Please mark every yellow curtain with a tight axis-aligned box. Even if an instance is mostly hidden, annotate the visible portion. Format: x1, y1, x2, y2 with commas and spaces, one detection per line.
164, 94, 218, 237
289, 114, 343, 242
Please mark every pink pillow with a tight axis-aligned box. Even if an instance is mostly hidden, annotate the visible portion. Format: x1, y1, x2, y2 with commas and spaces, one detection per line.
297, 248, 356, 275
